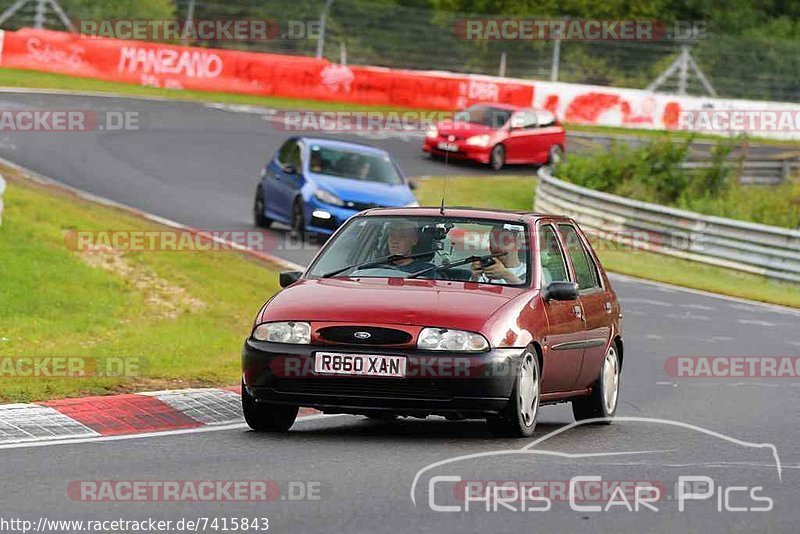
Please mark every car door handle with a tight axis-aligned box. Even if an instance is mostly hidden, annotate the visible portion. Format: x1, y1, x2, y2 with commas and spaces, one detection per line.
605, 302, 612, 313
572, 305, 583, 319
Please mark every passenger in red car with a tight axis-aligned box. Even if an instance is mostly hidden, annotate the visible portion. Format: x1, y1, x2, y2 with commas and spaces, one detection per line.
471, 228, 527, 285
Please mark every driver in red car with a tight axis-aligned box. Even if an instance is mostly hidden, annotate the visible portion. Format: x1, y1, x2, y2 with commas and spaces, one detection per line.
471, 227, 527, 285
386, 220, 433, 273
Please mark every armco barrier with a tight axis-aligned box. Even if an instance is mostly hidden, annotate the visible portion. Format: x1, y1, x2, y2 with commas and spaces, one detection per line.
682, 159, 800, 185
535, 167, 800, 283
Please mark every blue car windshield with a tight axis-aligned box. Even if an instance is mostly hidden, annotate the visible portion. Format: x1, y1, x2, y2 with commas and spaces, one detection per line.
308, 145, 403, 185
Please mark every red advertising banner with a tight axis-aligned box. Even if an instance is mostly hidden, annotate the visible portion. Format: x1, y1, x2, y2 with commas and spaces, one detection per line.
0, 29, 534, 111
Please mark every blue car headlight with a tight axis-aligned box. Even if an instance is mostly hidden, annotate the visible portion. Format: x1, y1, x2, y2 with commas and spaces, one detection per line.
314, 189, 345, 207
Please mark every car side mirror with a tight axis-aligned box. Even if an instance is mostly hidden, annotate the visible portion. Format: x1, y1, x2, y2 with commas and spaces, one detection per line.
279, 270, 303, 288
543, 281, 579, 301
281, 164, 297, 174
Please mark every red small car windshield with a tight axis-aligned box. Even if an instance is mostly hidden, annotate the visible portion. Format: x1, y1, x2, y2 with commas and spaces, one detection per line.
306, 216, 531, 286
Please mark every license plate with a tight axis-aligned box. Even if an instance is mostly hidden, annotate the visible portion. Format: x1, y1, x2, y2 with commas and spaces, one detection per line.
437, 141, 459, 152
314, 352, 407, 378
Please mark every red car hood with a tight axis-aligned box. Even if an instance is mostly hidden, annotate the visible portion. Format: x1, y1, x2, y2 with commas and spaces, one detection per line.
435, 120, 496, 137
259, 278, 527, 331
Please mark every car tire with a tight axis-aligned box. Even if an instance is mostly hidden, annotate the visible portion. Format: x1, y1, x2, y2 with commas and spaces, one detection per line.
547, 145, 564, 166
572, 343, 621, 424
253, 186, 272, 228
490, 144, 505, 171
486, 348, 541, 437
290, 198, 305, 237
242, 382, 299, 432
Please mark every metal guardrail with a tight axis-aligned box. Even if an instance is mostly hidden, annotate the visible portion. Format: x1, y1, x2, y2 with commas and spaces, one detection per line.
535, 167, 800, 283
682, 159, 800, 185
568, 132, 800, 185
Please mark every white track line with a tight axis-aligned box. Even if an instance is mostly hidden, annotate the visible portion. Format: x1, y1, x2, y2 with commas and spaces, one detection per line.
0, 413, 346, 451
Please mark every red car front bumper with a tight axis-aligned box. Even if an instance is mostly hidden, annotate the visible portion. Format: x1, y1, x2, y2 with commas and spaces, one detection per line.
422, 137, 492, 165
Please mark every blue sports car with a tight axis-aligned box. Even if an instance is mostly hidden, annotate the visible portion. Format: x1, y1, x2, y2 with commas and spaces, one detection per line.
253, 137, 419, 235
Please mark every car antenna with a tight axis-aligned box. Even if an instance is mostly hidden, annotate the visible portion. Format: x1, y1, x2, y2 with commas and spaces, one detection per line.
440, 151, 449, 215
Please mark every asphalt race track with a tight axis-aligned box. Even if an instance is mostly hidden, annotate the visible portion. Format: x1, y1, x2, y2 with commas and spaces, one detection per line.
1, 92, 799, 533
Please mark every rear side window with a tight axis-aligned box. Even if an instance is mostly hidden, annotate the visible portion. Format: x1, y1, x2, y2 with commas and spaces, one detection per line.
511, 111, 537, 129
277, 140, 301, 169
558, 224, 600, 290
538, 225, 569, 286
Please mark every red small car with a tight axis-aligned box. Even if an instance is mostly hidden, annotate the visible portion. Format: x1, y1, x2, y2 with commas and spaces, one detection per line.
242, 208, 622, 437
422, 104, 567, 170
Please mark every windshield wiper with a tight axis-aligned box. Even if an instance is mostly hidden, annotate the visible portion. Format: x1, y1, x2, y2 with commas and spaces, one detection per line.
321, 250, 435, 278
407, 252, 506, 279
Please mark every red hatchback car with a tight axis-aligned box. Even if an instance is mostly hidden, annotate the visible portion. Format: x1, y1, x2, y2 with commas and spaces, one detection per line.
242, 208, 622, 437
422, 104, 567, 170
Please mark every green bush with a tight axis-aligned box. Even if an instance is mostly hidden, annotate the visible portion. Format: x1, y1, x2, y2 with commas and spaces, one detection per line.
558, 136, 691, 204
62, 0, 175, 22
555, 137, 800, 229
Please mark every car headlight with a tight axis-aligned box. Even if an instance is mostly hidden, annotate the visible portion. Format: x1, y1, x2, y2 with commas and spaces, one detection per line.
405, 201, 420, 207
252, 321, 311, 344
465, 134, 490, 147
426, 125, 439, 139
417, 328, 489, 352
314, 189, 345, 207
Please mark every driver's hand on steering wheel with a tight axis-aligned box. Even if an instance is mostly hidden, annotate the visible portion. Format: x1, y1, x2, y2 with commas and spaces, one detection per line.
482, 258, 511, 280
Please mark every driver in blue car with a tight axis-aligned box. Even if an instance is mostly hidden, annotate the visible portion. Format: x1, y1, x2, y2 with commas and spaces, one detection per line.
471, 227, 527, 285
386, 220, 434, 273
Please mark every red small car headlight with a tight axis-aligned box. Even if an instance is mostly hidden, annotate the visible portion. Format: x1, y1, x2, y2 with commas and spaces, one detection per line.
417, 328, 489, 352
252, 321, 311, 344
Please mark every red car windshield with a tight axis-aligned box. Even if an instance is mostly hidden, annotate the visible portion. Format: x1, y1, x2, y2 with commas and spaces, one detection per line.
453, 105, 512, 128
306, 216, 531, 286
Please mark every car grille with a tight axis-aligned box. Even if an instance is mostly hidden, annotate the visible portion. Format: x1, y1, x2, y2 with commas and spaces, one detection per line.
317, 326, 412, 346
274, 378, 449, 400
439, 133, 466, 142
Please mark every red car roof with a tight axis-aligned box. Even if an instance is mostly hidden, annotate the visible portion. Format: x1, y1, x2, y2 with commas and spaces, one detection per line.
361, 206, 561, 223
465, 103, 551, 113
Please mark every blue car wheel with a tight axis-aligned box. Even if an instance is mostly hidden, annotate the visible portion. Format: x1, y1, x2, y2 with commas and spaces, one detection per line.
291, 198, 305, 236
253, 185, 272, 228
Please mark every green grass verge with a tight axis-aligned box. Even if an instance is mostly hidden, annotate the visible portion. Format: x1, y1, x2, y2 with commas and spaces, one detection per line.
1, 67, 793, 146
0, 170, 281, 402
416, 176, 800, 308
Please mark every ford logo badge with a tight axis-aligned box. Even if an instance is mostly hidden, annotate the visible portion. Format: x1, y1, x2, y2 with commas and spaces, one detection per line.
354, 331, 371, 340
